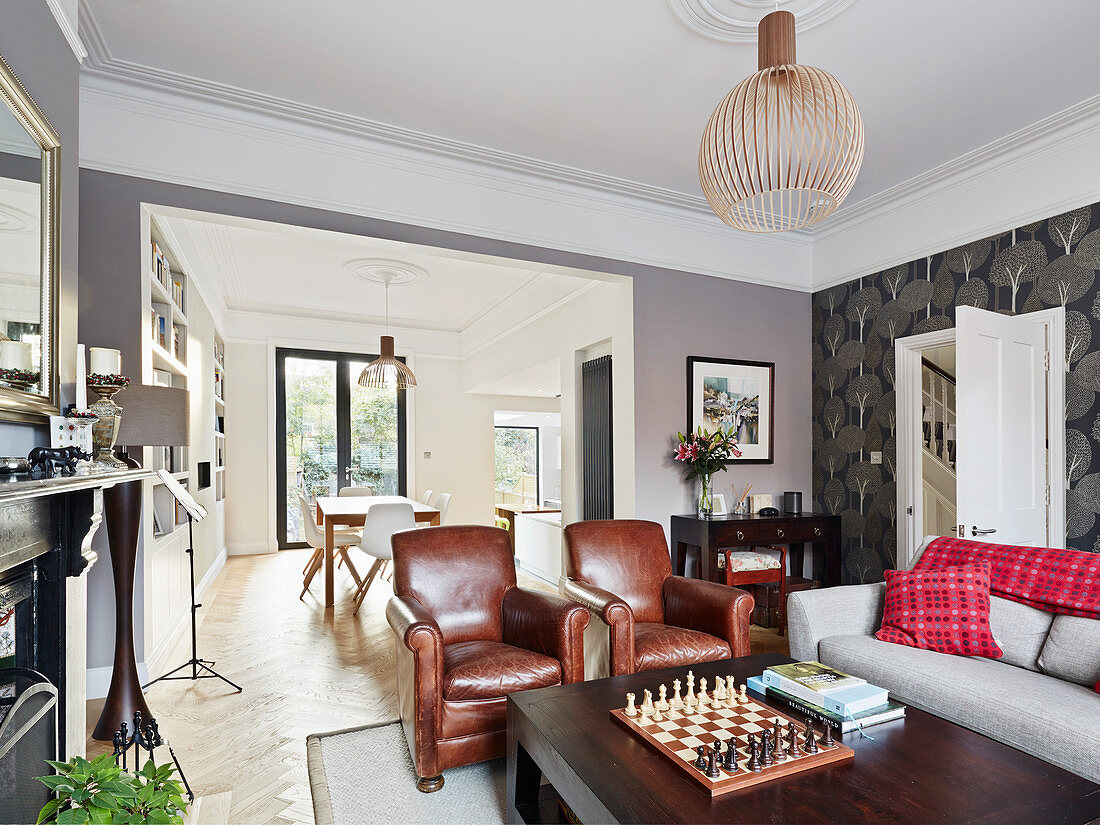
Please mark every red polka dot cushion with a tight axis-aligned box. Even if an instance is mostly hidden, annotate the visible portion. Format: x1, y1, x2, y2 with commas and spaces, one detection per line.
875, 562, 1003, 659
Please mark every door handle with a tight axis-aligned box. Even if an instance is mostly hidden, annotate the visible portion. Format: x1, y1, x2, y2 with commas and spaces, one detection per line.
971, 527, 997, 536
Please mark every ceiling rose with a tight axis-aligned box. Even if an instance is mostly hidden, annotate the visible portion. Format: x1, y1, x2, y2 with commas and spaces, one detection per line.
668, 0, 857, 42
343, 258, 427, 286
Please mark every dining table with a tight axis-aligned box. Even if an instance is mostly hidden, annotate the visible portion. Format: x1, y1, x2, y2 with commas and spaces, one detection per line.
314, 495, 441, 608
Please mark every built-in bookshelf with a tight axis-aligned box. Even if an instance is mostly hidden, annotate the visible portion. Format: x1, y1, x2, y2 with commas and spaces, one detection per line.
213, 332, 226, 503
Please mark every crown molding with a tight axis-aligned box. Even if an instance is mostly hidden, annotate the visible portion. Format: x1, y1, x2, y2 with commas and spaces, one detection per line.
809, 94, 1100, 289
46, 0, 87, 62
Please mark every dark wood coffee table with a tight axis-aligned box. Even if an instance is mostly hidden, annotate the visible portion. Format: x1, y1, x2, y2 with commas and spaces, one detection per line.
506, 653, 1100, 824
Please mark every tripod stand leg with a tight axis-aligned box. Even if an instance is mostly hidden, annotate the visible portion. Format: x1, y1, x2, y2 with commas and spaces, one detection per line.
197, 662, 243, 692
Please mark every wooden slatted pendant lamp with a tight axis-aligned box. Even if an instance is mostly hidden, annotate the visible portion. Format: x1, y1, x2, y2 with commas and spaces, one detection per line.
357, 273, 417, 390
699, 8, 864, 232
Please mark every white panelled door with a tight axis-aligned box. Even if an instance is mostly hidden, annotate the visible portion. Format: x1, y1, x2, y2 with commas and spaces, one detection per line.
955, 306, 1048, 545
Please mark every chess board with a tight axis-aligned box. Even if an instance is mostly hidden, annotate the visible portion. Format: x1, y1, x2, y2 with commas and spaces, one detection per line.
610, 691, 853, 796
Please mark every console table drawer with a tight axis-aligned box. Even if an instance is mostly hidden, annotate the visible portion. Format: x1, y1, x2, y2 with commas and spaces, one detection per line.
717, 521, 828, 545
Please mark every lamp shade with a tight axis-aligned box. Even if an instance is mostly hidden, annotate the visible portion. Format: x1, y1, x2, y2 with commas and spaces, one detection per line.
115, 384, 190, 447
358, 335, 417, 390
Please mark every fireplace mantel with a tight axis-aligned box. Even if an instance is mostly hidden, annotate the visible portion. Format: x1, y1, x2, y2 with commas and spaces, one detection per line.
0, 467, 152, 770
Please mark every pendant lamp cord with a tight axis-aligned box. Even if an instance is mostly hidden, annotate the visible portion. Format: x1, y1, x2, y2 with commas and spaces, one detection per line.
385, 281, 390, 336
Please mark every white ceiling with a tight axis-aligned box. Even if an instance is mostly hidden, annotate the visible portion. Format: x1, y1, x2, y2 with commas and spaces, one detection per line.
472, 359, 562, 399
80, 0, 1100, 212
155, 210, 599, 347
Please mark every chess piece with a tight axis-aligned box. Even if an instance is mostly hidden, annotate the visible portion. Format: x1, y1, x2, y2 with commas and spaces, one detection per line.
820, 723, 834, 748
747, 738, 762, 772
786, 722, 798, 756
725, 676, 737, 707
722, 737, 739, 772
714, 679, 726, 701
641, 689, 654, 717
803, 720, 819, 754
694, 745, 708, 770
706, 749, 721, 779
773, 720, 787, 761
738, 684, 748, 703
670, 679, 683, 709
698, 677, 708, 705
686, 671, 695, 700
652, 705, 664, 722
657, 684, 669, 711
761, 730, 774, 766
625, 693, 637, 717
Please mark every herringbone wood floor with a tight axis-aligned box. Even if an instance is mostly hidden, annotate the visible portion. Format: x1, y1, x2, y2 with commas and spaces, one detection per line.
87, 549, 787, 824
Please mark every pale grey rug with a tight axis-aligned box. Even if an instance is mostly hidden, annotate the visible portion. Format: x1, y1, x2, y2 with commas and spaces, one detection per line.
307, 720, 506, 825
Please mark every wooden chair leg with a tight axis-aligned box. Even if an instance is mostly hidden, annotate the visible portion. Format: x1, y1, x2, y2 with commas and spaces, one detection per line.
338, 547, 363, 588
303, 547, 321, 575
352, 559, 384, 614
300, 551, 323, 599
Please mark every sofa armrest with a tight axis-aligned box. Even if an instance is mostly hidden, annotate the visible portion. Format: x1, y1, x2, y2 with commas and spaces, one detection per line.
386, 595, 444, 777
787, 583, 886, 662
662, 575, 754, 657
560, 578, 635, 677
502, 587, 590, 683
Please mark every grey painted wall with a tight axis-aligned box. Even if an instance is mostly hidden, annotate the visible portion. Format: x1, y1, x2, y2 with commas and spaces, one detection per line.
0, 0, 79, 451
78, 169, 813, 540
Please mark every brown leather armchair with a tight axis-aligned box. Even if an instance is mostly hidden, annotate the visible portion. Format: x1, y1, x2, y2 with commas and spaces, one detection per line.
562, 519, 753, 678
387, 525, 589, 792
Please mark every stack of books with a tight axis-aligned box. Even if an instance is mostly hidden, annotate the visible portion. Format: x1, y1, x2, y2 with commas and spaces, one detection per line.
747, 661, 905, 734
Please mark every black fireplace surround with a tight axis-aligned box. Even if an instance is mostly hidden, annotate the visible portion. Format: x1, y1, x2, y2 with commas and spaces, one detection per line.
0, 470, 142, 823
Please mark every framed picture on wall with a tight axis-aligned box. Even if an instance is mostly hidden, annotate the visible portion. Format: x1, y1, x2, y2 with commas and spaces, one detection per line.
687, 356, 774, 464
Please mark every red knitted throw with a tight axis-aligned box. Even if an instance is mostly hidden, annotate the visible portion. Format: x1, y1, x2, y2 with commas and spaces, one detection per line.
914, 537, 1100, 621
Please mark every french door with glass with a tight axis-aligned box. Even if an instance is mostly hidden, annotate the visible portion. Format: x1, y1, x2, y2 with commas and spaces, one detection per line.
275, 347, 407, 548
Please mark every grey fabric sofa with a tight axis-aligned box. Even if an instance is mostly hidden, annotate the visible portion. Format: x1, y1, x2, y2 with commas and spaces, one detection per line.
787, 550, 1100, 783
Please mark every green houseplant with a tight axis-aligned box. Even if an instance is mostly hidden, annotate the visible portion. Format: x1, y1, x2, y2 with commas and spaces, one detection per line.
674, 424, 742, 517
36, 753, 188, 825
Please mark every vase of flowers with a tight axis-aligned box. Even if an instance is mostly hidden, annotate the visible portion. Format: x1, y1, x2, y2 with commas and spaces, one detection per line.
674, 425, 742, 517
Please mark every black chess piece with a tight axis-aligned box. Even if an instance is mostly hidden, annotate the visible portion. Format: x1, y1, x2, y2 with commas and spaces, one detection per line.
820, 722, 835, 748
774, 721, 788, 761
803, 720, 819, 754
747, 739, 762, 771
706, 749, 721, 779
694, 744, 708, 770
761, 730, 774, 766
722, 737, 738, 772
786, 721, 798, 754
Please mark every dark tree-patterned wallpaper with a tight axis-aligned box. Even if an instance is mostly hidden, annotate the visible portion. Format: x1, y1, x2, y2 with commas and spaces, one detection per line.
811, 202, 1100, 583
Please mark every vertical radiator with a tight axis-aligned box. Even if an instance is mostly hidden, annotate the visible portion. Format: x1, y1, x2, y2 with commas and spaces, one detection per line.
582, 355, 613, 520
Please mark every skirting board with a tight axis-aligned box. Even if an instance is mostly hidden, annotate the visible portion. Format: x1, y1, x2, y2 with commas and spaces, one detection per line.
85, 547, 228, 700
228, 541, 276, 556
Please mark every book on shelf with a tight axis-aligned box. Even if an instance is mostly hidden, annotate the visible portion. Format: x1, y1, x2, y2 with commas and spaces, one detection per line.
156, 313, 167, 348
172, 325, 180, 357
762, 662, 887, 715
171, 277, 184, 308
746, 676, 905, 733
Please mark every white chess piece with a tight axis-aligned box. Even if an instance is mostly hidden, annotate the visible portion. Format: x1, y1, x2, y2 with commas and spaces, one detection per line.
738, 684, 748, 704
657, 684, 669, 711
714, 679, 726, 701
652, 704, 664, 722
670, 679, 683, 709
725, 676, 737, 707
641, 689, 654, 717
686, 671, 695, 699
697, 677, 709, 707
625, 692, 637, 717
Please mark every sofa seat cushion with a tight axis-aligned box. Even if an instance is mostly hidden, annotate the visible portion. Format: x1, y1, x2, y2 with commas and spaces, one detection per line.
819, 634, 1100, 783
442, 640, 561, 701
1038, 614, 1100, 687
634, 622, 730, 672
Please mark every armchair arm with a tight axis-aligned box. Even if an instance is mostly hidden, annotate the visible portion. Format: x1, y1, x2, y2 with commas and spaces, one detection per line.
560, 578, 636, 677
386, 595, 444, 777
662, 575, 754, 658
502, 588, 590, 684
787, 583, 885, 663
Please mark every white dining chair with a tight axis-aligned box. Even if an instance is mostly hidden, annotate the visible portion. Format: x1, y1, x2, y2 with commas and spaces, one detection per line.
433, 492, 452, 525
339, 485, 375, 497
352, 502, 416, 613
420, 489, 434, 505
297, 490, 364, 600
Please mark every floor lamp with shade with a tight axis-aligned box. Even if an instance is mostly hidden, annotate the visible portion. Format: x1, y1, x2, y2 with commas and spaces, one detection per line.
92, 384, 190, 739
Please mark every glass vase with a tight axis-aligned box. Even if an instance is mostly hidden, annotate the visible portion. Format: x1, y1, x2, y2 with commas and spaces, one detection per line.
697, 474, 714, 518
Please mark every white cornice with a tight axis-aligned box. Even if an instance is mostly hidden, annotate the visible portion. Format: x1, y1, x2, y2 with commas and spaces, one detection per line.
46, 0, 87, 62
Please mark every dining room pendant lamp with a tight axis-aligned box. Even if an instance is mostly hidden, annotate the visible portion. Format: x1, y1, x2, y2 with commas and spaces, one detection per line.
358, 274, 417, 390
699, 8, 864, 233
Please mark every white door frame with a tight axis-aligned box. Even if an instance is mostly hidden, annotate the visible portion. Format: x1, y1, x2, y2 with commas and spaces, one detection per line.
895, 308, 1065, 568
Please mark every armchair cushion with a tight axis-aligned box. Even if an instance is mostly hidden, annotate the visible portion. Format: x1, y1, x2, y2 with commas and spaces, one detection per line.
502, 588, 589, 684
663, 575, 754, 658
634, 623, 730, 672
442, 640, 562, 700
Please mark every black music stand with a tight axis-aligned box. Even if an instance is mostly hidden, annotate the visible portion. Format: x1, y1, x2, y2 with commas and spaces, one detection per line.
142, 469, 242, 693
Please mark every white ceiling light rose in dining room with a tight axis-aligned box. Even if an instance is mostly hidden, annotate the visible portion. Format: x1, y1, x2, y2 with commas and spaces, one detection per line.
355, 260, 421, 391
667, 0, 857, 42
698, 7, 864, 233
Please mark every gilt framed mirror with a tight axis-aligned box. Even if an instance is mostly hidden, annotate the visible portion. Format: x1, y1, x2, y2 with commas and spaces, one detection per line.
0, 52, 60, 422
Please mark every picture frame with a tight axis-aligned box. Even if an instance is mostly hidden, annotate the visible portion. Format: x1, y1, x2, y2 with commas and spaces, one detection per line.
687, 356, 774, 464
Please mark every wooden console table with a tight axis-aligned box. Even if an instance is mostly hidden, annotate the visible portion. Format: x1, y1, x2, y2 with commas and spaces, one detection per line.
670, 512, 842, 587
